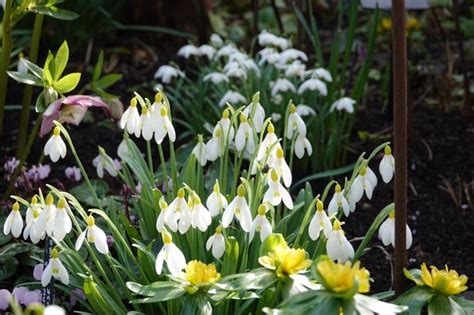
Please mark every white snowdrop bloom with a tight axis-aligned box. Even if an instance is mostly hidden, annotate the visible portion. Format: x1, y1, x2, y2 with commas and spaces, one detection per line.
154, 106, 176, 144
216, 44, 239, 59
215, 108, 235, 143
287, 104, 307, 139
154, 65, 184, 84
379, 210, 412, 249
210, 33, 224, 47
296, 104, 316, 117
294, 134, 312, 159
117, 139, 130, 160
75, 215, 109, 255
206, 126, 224, 162
3, 202, 23, 238
279, 48, 308, 64
326, 219, 354, 263
41, 248, 69, 287
219, 91, 246, 107
120, 98, 141, 137
272, 36, 290, 50
36, 194, 56, 238
258, 48, 280, 65
330, 97, 356, 114
156, 197, 177, 233
23, 197, 45, 244
222, 184, 252, 232
271, 78, 296, 97
308, 200, 332, 241
192, 135, 207, 166
225, 65, 247, 81
258, 30, 279, 47
139, 105, 155, 140
206, 226, 225, 259
203, 72, 229, 84
298, 78, 328, 96
284, 61, 306, 79
228, 51, 249, 64
155, 230, 186, 276
93, 151, 119, 178
46, 198, 72, 242
351, 166, 378, 202
379, 146, 395, 183
177, 44, 200, 59
18, 54, 28, 74
309, 68, 333, 82
250, 204, 272, 243
242, 59, 260, 76
328, 184, 351, 217
268, 148, 292, 187
243, 92, 265, 133
167, 189, 192, 234
256, 123, 280, 162
206, 180, 228, 217
189, 193, 212, 232
271, 112, 282, 122
263, 169, 293, 209
44, 305, 66, 315
235, 113, 256, 154
44, 126, 67, 163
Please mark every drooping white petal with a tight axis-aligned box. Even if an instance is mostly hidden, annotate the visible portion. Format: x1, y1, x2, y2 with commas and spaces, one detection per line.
41, 263, 53, 287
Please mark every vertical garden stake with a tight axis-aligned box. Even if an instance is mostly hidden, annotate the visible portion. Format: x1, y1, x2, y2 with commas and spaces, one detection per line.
41, 238, 55, 305
392, 0, 408, 295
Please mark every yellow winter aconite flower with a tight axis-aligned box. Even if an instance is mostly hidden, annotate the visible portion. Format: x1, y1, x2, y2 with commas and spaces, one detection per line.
259, 244, 312, 278
316, 257, 370, 294
416, 263, 468, 296
185, 260, 220, 287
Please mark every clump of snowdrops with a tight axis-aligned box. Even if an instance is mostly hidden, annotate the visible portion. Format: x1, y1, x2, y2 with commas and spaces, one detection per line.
3, 90, 471, 314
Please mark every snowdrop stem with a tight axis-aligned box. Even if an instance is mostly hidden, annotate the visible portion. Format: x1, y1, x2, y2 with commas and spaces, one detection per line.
231, 150, 245, 197
169, 140, 179, 196
104, 254, 139, 311
146, 140, 153, 182
293, 197, 319, 247
282, 100, 292, 153
288, 134, 296, 171
157, 144, 171, 200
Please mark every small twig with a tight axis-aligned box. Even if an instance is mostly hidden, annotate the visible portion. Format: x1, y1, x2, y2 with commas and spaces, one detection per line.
420, 138, 433, 161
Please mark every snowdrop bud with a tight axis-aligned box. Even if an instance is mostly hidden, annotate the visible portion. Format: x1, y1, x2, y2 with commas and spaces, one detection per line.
4, 202, 23, 238
379, 146, 395, 183
237, 184, 246, 197
252, 91, 260, 104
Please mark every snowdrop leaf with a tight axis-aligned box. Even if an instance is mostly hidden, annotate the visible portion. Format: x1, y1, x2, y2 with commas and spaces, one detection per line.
222, 237, 239, 277
70, 179, 109, 207
32, 5, 79, 21
127, 281, 185, 302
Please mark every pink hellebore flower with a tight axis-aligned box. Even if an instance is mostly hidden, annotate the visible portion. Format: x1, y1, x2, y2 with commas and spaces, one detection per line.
40, 95, 111, 137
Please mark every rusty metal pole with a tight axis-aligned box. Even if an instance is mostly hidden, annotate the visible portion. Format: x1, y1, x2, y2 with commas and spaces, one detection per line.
392, 0, 408, 296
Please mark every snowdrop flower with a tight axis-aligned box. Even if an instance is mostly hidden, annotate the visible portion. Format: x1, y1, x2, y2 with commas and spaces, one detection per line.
65, 166, 81, 181
120, 98, 140, 137
155, 230, 186, 276
75, 214, 109, 255
308, 200, 332, 240
279, 48, 308, 64
177, 44, 200, 59
224, 62, 247, 80
268, 148, 292, 187
243, 92, 265, 133
156, 197, 177, 233
326, 219, 354, 263
296, 104, 316, 117
206, 126, 224, 162
154, 106, 176, 144
287, 104, 307, 139
198, 44, 216, 59
328, 184, 351, 217
294, 134, 312, 159
242, 59, 260, 76
93, 148, 119, 178
309, 68, 333, 82
3, 202, 23, 238
350, 166, 378, 202
139, 105, 154, 140
17, 53, 28, 73
44, 126, 67, 162
258, 48, 280, 65
379, 145, 395, 183
271, 78, 296, 96
203, 72, 229, 84
154, 65, 184, 84
330, 97, 356, 113
258, 30, 290, 50
37, 194, 56, 237
44, 305, 66, 315
298, 78, 328, 96
271, 112, 282, 122
256, 122, 280, 162
41, 248, 69, 287
263, 169, 293, 209
235, 113, 256, 154
117, 138, 129, 160
249, 204, 272, 243
46, 198, 72, 242
167, 189, 192, 234
206, 226, 225, 259
189, 192, 212, 232
222, 184, 252, 232
378, 210, 412, 249
23, 197, 45, 243
216, 108, 235, 143
206, 180, 228, 217
219, 91, 246, 107
210, 33, 224, 47
284, 61, 306, 78
192, 135, 207, 166
216, 44, 238, 59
